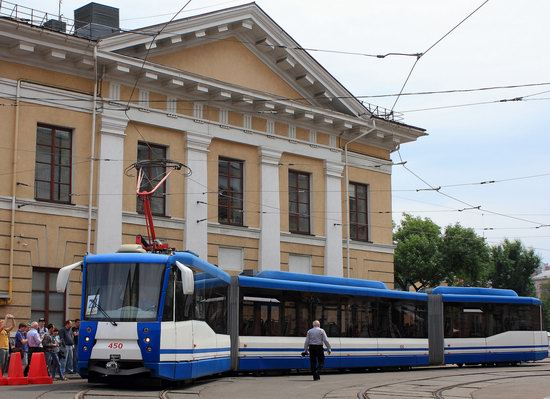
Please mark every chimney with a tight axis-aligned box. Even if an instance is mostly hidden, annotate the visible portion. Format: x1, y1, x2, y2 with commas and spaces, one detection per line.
74, 2, 119, 40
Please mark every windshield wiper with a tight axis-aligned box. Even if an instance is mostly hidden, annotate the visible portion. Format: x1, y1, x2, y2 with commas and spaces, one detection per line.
90, 288, 118, 326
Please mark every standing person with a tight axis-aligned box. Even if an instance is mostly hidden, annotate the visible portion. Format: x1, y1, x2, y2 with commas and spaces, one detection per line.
43, 324, 54, 373
302, 320, 331, 381
14, 323, 28, 369
42, 325, 66, 381
0, 314, 15, 374
59, 320, 74, 374
37, 318, 48, 340
26, 321, 42, 376
72, 319, 80, 373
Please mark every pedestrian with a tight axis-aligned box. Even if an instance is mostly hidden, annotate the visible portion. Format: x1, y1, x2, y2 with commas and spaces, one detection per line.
37, 318, 47, 340
42, 325, 66, 381
26, 321, 42, 376
59, 320, 74, 374
72, 318, 80, 373
302, 320, 331, 381
14, 323, 28, 369
43, 324, 54, 373
0, 314, 15, 374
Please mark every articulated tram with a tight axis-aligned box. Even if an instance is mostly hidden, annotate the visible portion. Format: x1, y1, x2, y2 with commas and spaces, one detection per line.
56, 249, 548, 382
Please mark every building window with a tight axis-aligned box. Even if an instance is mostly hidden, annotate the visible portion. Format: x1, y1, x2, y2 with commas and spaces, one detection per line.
243, 114, 252, 130
35, 124, 72, 203
349, 182, 369, 241
289, 254, 311, 274
218, 247, 243, 271
139, 89, 149, 108
167, 97, 177, 115
193, 102, 204, 119
289, 170, 310, 235
267, 120, 275, 134
219, 109, 229, 125
137, 142, 167, 216
218, 158, 244, 226
109, 82, 120, 100
289, 125, 296, 139
31, 268, 65, 328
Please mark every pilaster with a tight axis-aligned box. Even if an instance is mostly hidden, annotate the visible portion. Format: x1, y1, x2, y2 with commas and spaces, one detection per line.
184, 133, 212, 259
95, 113, 128, 253
259, 148, 282, 271
324, 160, 344, 276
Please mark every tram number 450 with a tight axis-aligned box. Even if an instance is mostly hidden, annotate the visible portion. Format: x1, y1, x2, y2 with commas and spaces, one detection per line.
108, 342, 124, 349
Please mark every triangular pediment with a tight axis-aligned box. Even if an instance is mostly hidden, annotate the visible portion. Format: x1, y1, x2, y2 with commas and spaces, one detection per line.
98, 3, 368, 116
147, 37, 305, 102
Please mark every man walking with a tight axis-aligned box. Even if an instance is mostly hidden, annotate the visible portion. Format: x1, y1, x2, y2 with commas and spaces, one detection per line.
303, 320, 331, 381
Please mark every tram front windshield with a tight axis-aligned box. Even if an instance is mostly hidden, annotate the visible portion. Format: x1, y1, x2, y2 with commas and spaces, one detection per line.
84, 262, 165, 322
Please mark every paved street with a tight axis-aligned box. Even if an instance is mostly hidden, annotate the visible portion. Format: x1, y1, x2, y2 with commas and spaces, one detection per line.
1, 360, 550, 399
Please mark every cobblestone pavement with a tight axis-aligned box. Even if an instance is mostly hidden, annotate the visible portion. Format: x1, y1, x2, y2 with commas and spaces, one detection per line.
1, 360, 549, 399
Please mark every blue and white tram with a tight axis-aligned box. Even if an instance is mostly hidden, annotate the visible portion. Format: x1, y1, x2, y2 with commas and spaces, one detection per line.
56, 249, 548, 382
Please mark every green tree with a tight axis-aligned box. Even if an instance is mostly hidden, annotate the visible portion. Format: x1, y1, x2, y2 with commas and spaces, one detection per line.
394, 214, 444, 291
540, 281, 550, 331
489, 239, 541, 296
441, 223, 491, 287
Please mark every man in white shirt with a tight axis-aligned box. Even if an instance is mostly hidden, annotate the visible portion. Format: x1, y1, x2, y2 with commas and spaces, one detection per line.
303, 320, 331, 380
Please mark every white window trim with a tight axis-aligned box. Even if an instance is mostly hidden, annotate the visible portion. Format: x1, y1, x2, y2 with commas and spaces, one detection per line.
193, 102, 204, 119
139, 89, 149, 108
267, 119, 275, 135
109, 82, 120, 101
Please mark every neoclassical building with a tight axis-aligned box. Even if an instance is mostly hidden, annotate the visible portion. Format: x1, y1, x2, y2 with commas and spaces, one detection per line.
0, 3, 425, 325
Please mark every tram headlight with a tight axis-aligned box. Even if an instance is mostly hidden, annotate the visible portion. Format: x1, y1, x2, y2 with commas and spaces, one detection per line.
144, 337, 151, 344
146, 346, 152, 352
85, 336, 90, 342
143, 327, 149, 334
83, 346, 88, 352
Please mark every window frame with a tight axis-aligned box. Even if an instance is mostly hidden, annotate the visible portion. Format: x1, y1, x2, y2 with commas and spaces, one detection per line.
288, 170, 311, 235
35, 124, 73, 204
218, 157, 244, 226
349, 182, 369, 242
136, 142, 167, 217
31, 267, 66, 325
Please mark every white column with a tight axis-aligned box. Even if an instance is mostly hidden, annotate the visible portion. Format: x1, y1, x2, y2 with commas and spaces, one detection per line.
95, 113, 128, 254
259, 148, 282, 271
324, 161, 344, 276
184, 133, 212, 259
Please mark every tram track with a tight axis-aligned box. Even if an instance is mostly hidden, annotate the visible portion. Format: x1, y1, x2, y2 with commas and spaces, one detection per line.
359, 363, 550, 399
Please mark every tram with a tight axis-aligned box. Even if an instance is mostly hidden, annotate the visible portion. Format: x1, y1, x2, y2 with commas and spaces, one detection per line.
56, 248, 548, 382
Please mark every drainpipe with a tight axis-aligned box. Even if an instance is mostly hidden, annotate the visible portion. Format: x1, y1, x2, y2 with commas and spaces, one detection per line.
8, 80, 22, 304
344, 119, 376, 278
87, 43, 99, 254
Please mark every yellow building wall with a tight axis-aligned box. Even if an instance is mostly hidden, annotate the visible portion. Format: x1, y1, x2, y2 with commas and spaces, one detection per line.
347, 250, 394, 288
149, 38, 305, 100
0, 60, 94, 94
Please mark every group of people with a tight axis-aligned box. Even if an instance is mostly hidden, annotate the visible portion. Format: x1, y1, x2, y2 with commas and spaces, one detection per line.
0, 315, 80, 381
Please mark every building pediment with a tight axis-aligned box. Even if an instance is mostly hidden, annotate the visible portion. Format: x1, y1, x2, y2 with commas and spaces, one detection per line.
98, 3, 366, 117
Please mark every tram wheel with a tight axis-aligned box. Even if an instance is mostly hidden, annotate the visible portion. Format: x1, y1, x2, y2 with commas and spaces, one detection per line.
456, 363, 464, 368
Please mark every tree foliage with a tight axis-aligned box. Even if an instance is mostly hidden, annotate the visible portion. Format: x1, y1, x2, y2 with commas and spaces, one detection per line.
441, 223, 491, 287
394, 214, 443, 291
489, 239, 541, 296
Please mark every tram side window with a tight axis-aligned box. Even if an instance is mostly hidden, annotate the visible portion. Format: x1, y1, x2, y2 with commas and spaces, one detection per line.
194, 281, 228, 334
486, 304, 541, 335
240, 295, 281, 336
444, 303, 485, 338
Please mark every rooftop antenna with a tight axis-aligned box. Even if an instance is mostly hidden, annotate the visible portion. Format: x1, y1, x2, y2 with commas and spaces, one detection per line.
58, 0, 62, 20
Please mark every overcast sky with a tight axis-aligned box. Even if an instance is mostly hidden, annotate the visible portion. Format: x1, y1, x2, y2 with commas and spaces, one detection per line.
10, 0, 550, 263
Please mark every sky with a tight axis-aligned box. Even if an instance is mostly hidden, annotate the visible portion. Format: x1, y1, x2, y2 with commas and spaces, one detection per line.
8, 0, 550, 263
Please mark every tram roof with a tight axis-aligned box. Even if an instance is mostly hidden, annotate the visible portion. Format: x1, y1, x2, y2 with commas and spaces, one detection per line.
238, 275, 427, 301
255, 270, 387, 290
431, 286, 518, 297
